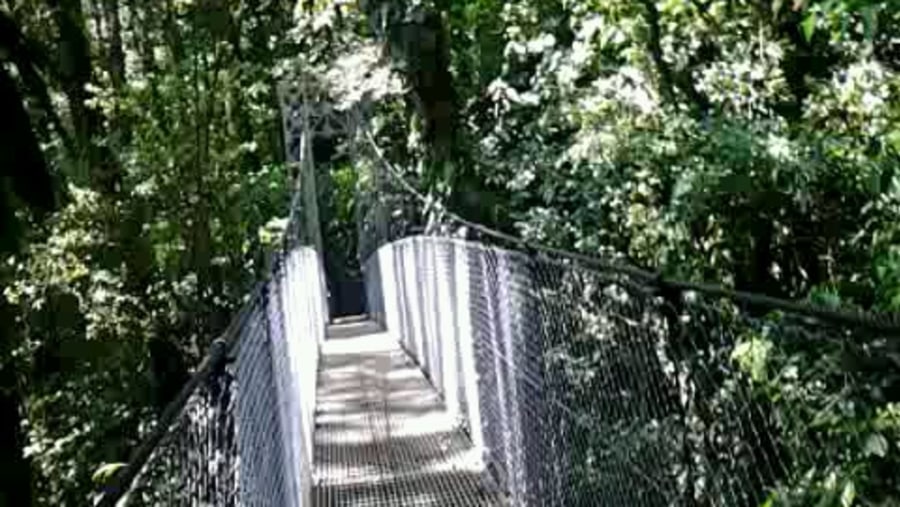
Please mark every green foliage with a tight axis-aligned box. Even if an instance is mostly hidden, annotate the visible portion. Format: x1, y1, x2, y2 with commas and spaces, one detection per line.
732, 335, 774, 383
322, 162, 362, 280
3, 0, 294, 503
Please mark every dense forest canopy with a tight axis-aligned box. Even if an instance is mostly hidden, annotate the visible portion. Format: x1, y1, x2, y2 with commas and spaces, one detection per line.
0, 0, 898, 504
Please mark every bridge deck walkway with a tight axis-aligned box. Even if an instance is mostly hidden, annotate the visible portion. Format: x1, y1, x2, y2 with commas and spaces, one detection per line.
313, 318, 501, 506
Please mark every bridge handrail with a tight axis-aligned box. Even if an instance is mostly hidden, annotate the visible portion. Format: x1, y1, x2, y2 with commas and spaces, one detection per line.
94, 284, 264, 506
362, 127, 900, 333
94, 192, 304, 506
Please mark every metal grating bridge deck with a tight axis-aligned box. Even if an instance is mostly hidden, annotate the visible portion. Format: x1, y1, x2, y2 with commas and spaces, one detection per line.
313, 319, 502, 506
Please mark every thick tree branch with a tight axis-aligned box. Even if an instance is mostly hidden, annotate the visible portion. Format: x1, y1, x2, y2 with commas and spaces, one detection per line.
639, 0, 711, 115
49, 0, 122, 193
0, 11, 75, 155
638, 0, 677, 105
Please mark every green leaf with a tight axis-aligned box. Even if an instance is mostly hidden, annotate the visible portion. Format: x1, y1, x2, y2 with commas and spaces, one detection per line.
92, 462, 126, 484
802, 12, 817, 41
816, 471, 840, 507
772, 0, 784, 16
731, 337, 773, 383
888, 130, 900, 153
864, 433, 889, 457
824, 469, 838, 491
840, 479, 856, 507
861, 5, 878, 41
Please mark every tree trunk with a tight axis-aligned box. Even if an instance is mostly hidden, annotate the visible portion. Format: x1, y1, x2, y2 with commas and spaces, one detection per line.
125, 0, 170, 137
0, 90, 58, 498
223, 6, 261, 172
102, 0, 126, 91
0, 361, 32, 507
102, 0, 129, 144
0, 45, 60, 503
638, 0, 710, 114
0, 11, 75, 160
125, 0, 156, 76
162, 0, 183, 62
50, 0, 121, 193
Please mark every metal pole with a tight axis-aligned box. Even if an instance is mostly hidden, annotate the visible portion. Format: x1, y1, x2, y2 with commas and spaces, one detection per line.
299, 76, 324, 261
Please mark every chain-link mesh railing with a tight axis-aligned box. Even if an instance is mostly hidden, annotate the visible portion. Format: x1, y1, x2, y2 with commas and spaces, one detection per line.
96, 245, 326, 506
356, 124, 900, 506
363, 231, 900, 507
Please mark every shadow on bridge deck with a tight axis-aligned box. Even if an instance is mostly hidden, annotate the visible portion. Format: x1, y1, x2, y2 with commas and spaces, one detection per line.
314, 319, 502, 506
326, 317, 384, 340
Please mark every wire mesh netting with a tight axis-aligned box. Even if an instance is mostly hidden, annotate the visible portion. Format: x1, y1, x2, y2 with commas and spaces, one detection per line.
98, 247, 327, 506
356, 123, 900, 506
112, 342, 240, 506
362, 231, 900, 506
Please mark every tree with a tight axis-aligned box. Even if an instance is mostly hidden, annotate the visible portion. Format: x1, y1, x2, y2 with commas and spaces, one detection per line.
49, 0, 121, 193
3, 0, 295, 502
0, 21, 56, 502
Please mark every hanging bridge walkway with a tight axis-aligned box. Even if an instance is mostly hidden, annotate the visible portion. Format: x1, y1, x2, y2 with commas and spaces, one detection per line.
93, 232, 900, 507
93, 83, 900, 507
315, 317, 498, 506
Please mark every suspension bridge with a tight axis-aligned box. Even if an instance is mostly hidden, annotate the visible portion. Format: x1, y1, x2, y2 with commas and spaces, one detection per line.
94, 80, 900, 507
